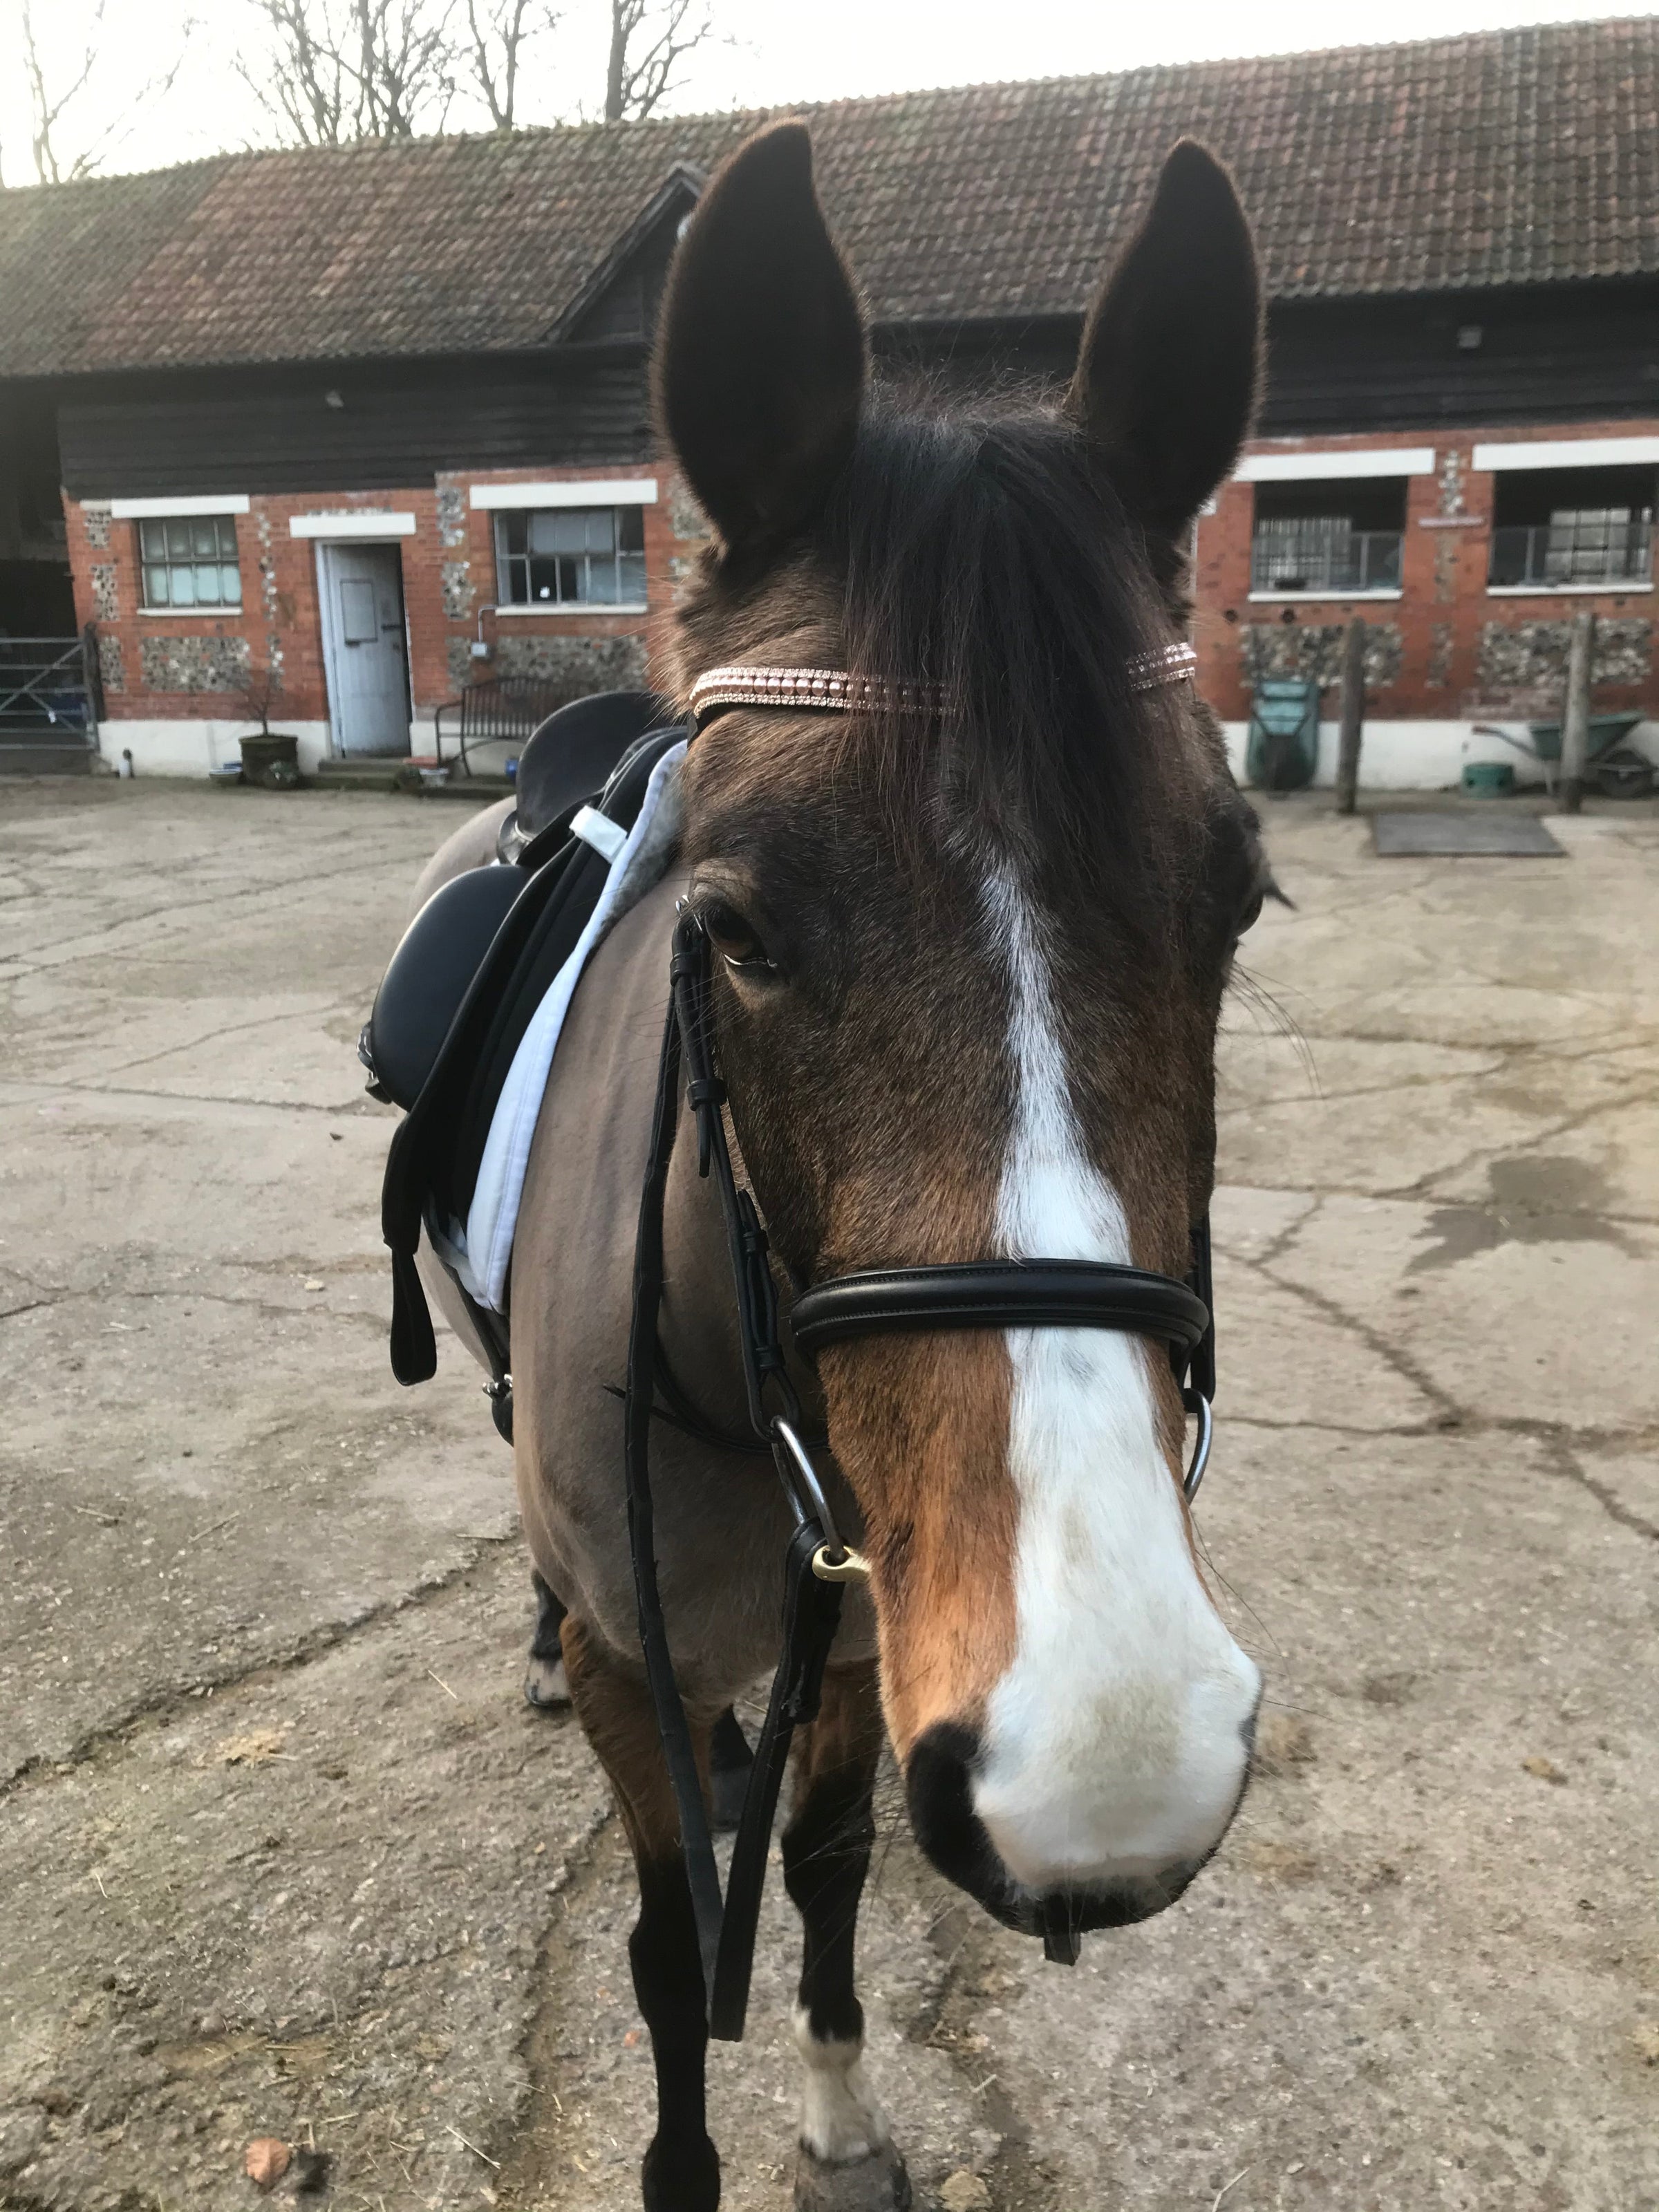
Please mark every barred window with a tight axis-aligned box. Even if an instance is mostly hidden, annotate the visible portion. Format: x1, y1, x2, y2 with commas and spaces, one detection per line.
1488, 465, 1655, 590
1250, 479, 1407, 596
139, 516, 243, 610
494, 506, 646, 608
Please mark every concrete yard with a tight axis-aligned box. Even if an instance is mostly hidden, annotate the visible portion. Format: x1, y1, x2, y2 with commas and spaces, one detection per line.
1, 776, 1656, 2212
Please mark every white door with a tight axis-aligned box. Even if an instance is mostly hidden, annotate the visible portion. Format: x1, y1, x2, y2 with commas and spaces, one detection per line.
319, 543, 410, 756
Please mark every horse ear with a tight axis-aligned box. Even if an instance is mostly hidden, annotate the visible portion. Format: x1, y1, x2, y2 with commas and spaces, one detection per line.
1067, 140, 1261, 550
654, 122, 867, 550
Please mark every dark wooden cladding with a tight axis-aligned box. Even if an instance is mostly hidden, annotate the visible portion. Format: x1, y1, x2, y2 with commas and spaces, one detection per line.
569, 223, 680, 346
57, 353, 652, 499
884, 281, 1659, 435
40, 276, 1659, 500
1262, 281, 1659, 433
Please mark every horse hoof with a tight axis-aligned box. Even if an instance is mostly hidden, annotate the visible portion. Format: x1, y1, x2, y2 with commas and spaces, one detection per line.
792, 2144, 912, 2211
523, 1652, 570, 1709
643, 2130, 720, 2212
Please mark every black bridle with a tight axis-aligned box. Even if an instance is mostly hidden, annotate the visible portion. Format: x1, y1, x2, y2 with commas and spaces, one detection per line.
626, 657, 1217, 2039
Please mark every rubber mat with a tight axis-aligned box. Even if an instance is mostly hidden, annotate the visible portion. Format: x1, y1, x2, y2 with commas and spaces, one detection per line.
1371, 812, 1564, 857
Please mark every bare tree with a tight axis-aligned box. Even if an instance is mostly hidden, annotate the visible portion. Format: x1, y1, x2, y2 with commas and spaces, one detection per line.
463, 0, 559, 129
240, 0, 459, 144
603, 0, 711, 123
19, 0, 101, 183
238, 0, 352, 144
352, 0, 459, 138
17, 0, 190, 185
238, 0, 720, 149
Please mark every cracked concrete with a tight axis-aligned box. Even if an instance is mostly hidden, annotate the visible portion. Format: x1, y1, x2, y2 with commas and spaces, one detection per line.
2, 781, 1656, 2212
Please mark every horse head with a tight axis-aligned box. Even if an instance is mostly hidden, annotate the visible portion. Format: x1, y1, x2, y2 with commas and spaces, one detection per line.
657, 122, 1270, 1942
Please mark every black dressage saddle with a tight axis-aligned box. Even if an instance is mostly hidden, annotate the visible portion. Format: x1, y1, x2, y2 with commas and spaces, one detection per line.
361, 690, 686, 1414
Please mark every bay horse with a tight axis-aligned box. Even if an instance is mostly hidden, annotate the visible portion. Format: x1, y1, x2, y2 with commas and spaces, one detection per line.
418, 120, 1270, 2212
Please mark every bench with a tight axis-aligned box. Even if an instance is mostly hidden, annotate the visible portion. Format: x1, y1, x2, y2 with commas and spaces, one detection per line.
433, 675, 569, 776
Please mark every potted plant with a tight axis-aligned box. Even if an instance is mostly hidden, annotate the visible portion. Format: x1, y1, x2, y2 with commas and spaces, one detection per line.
237, 663, 301, 789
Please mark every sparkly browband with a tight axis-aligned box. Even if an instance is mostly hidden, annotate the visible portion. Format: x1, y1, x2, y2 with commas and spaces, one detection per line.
688, 644, 1197, 731
688, 666, 941, 727
1126, 641, 1200, 693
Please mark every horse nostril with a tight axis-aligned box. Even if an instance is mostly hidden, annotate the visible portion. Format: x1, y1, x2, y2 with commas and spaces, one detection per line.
906, 1721, 1002, 1897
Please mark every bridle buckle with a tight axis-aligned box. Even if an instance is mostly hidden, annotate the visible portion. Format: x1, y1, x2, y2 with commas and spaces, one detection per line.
809, 1542, 872, 1584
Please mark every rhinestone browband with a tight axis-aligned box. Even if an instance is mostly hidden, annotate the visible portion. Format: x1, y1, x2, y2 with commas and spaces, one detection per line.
688, 643, 1197, 730
1125, 641, 1200, 693
688, 666, 942, 726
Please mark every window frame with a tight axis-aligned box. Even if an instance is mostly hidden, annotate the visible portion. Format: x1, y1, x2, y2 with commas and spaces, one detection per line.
1485, 463, 1656, 597
135, 512, 245, 615
1246, 477, 1409, 602
491, 503, 648, 613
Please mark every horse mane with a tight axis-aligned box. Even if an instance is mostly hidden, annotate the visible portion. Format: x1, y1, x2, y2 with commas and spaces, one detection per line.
817, 386, 1183, 925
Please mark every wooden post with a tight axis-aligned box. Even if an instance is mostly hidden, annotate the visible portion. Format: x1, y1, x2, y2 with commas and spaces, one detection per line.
1334, 614, 1367, 815
1559, 608, 1596, 814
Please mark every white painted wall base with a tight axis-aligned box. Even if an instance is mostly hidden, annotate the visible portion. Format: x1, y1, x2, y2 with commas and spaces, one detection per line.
1223, 717, 1659, 791
100, 720, 335, 778
100, 712, 1659, 791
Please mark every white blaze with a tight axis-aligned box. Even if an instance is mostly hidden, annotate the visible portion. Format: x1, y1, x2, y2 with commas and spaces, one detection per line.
973, 868, 1259, 1891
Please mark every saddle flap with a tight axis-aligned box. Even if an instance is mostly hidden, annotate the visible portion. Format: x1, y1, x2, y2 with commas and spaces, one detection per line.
365, 864, 527, 1111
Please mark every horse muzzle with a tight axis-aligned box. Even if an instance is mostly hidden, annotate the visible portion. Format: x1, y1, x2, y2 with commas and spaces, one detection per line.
904, 1707, 1257, 1953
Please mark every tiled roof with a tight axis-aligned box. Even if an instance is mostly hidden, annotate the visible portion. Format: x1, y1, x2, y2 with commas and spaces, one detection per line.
3, 18, 1656, 378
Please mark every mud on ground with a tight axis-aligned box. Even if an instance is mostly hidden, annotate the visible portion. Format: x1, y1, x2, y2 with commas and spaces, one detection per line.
1, 779, 1656, 2211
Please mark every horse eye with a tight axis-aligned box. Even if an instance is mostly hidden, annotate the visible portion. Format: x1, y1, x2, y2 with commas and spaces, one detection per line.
701, 899, 774, 973
1235, 888, 1264, 939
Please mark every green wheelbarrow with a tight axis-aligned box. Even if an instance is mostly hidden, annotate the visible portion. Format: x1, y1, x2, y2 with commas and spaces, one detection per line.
1526, 711, 1643, 764
1246, 678, 1321, 792
1474, 714, 1653, 799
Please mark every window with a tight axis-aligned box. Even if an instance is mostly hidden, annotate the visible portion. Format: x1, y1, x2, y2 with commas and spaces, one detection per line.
1488, 466, 1654, 590
138, 514, 243, 609
1250, 479, 1406, 596
494, 505, 646, 607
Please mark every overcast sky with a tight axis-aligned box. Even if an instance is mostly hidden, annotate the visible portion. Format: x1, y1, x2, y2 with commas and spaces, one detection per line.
1, 0, 1650, 191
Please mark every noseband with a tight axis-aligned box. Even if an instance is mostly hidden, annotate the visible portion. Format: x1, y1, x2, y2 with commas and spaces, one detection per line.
628, 644, 1215, 2036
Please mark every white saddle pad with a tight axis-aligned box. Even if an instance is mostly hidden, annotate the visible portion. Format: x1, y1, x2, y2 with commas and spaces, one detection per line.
430, 738, 687, 1311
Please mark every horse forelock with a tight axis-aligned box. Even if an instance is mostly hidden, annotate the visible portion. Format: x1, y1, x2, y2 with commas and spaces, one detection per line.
833, 391, 1188, 899
674, 382, 1203, 932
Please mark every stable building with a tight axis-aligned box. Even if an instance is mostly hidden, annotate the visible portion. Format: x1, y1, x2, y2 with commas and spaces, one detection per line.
1, 16, 1656, 787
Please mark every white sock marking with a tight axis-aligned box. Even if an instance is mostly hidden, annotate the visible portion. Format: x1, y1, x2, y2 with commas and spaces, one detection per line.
973, 867, 1259, 1888
791, 2004, 890, 2164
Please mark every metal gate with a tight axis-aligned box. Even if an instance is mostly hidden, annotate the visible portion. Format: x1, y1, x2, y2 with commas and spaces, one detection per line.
0, 632, 99, 760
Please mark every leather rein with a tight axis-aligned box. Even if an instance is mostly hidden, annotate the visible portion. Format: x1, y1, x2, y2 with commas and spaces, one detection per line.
626, 644, 1216, 2036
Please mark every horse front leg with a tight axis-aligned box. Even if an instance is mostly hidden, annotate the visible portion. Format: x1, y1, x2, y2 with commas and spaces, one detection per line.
783, 1660, 910, 2211
561, 1613, 722, 2212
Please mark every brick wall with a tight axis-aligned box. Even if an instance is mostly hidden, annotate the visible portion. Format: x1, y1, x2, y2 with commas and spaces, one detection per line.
71, 462, 711, 740
76, 420, 1656, 743
1193, 418, 1659, 721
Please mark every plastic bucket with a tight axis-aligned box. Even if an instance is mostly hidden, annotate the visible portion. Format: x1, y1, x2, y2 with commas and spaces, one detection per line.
1461, 761, 1516, 796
